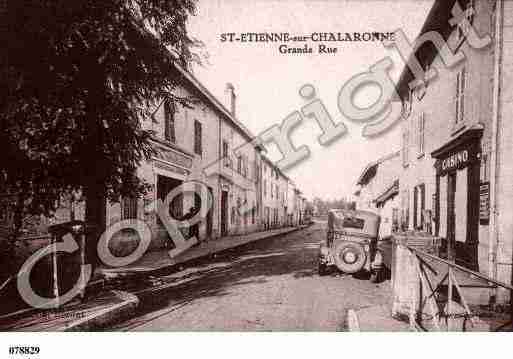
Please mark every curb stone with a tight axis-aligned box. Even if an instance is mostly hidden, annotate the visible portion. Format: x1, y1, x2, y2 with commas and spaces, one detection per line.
64, 291, 139, 331
346, 309, 360, 332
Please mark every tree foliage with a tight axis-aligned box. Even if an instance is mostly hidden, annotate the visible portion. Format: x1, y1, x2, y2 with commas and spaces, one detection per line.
0, 0, 199, 230
310, 197, 356, 215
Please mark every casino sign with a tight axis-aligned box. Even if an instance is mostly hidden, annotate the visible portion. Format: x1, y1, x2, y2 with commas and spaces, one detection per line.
441, 150, 469, 171
432, 129, 482, 176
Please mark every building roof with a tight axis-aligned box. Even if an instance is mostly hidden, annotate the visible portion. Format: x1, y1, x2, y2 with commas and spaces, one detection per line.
395, 0, 465, 100
374, 179, 399, 206
356, 151, 400, 186
172, 65, 258, 144
261, 154, 288, 180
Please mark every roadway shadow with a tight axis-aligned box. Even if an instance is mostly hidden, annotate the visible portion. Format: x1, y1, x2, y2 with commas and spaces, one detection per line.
113, 229, 327, 329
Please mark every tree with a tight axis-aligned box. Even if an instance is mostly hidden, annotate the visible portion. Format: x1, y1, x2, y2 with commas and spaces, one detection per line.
0, 0, 200, 271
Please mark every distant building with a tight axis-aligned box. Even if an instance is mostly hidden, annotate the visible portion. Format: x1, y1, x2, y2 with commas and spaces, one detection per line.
354, 151, 401, 238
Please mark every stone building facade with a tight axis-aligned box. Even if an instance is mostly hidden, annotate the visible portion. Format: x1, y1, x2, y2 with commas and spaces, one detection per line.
105, 67, 270, 251
0, 63, 305, 263
260, 156, 299, 229
395, 0, 513, 303
354, 151, 401, 238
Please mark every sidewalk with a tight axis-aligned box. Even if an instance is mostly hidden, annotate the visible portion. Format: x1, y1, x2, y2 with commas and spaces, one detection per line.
97, 226, 302, 281
1, 226, 303, 331
0, 290, 138, 332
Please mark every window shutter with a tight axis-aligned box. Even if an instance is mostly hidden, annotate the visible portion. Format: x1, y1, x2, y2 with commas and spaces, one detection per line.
402, 129, 409, 166
420, 184, 426, 228
406, 189, 410, 228
455, 72, 460, 124
164, 100, 176, 143
419, 112, 425, 155
461, 68, 466, 123
223, 141, 228, 158
194, 120, 202, 155
413, 186, 418, 228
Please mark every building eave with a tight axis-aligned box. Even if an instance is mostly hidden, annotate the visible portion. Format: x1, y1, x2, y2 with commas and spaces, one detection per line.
431, 126, 484, 159
356, 151, 400, 186
374, 179, 399, 206
173, 65, 258, 145
395, 0, 465, 100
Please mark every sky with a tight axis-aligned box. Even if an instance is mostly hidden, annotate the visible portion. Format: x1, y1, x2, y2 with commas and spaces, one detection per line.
187, 0, 435, 201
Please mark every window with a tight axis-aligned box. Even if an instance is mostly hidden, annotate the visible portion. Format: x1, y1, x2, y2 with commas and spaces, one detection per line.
401, 189, 410, 230
242, 155, 248, 178
481, 153, 489, 182
264, 180, 267, 198
164, 100, 176, 143
231, 207, 236, 225
458, 0, 475, 41
222, 140, 228, 158
455, 67, 466, 126
237, 155, 242, 174
122, 197, 138, 220
222, 140, 231, 168
418, 112, 425, 157
392, 208, 399, 232
403, 89, 412, 118
413, 184, 426, 230
194, 120, 202, 155
271, 183, 273, 198
254, 163, 259, 183
342, 216, 365, 230
402, 128, 409, 167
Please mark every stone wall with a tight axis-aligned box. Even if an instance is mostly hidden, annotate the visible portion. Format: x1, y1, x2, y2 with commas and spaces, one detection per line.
495, 0, 513, 302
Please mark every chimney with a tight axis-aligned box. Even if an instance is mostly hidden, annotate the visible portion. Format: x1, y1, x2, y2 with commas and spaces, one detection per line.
226, 83, 236, 117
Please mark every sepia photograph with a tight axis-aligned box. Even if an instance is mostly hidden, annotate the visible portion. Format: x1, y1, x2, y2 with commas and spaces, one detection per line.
1, 0, 513, 356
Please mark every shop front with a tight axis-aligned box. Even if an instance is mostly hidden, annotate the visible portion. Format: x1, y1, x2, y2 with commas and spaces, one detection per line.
432, 129, 482, 271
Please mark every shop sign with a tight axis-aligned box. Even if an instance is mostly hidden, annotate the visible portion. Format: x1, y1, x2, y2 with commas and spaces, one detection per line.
154, 144, 193, 169
480, 182, 490, 225
435, 146, 478, 176
441, 150, 469, 172
154, 161, 188, 176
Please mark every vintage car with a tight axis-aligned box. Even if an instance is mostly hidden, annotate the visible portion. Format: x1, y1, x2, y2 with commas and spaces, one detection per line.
319, 209, 384, 282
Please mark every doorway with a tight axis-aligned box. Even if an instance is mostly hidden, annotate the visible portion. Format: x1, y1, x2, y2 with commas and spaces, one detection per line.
446, 172, 456, 261
207, 187, 213, 238
221, 190, 228, 236
157, 175, 183, 247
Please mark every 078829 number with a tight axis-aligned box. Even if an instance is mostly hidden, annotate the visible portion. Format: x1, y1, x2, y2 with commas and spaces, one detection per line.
9, 346, 40, 355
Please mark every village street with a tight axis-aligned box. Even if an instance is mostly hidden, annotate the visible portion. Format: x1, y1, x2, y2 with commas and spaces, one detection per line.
107, 222, 392, 331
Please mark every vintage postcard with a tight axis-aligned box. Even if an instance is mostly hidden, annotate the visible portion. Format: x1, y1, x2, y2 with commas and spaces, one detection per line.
1, 0, 512, 356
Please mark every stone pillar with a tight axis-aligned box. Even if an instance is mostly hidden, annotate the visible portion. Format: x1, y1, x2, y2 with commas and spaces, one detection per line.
391, 235, 420, 323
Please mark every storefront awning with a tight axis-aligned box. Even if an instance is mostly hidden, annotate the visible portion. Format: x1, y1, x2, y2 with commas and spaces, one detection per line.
431, 127, 483, 159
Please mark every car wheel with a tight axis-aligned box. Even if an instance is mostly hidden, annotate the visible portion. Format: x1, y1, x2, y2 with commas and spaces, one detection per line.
318, 262, 328, 276
333, 242, 367, 274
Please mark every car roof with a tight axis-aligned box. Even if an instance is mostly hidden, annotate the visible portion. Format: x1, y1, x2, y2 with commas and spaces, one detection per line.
328, 209, 381, 236
328, 208, 380, 220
